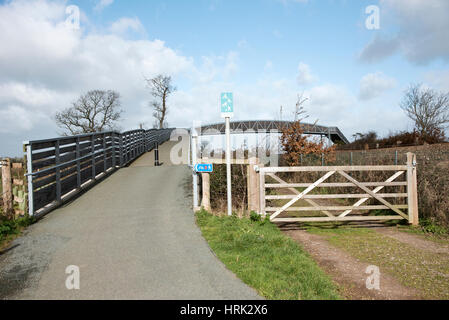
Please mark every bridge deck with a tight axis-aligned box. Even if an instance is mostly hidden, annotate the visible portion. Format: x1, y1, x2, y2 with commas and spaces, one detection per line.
0, 160, 260, 299
130, 141, 187, 167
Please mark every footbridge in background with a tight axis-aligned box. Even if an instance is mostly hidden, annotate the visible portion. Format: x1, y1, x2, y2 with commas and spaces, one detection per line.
197, 120, 350, 144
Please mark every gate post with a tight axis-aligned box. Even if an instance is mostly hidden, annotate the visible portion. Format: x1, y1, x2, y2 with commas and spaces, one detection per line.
406, 152, 419, 225
1, 158, 14, 220
201, 172, 211, 211
258, 164, 265, 216
247, 157, 259, 212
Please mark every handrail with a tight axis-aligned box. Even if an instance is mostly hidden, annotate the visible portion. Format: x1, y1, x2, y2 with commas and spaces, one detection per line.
24, 128, 174, 217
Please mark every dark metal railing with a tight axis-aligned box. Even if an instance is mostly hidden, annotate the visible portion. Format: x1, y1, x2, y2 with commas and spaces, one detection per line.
24, 128, 173, 217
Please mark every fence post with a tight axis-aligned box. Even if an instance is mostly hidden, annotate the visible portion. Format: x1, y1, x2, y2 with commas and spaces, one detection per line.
350, 152, 353, 166
1, 158, 14, 219
395, 150, 398, 165
201, 172, 211, 211
406, 152, 419, 226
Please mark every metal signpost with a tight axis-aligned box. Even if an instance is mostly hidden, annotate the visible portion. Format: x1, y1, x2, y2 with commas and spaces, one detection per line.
221, 92, 234, 216
191, 128, 199, 210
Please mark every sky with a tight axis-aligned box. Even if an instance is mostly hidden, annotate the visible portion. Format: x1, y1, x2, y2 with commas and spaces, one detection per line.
0, 0, 449, 156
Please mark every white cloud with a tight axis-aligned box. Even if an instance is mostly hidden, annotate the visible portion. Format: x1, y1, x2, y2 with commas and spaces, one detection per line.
192, 51, 239, 83
0, 105, 35, 132
359, 72, 397, 100
424, 69, 449, 92
360, 0, 449, 64
306, 84, 354, 112
0, 0, 249, 155
0, 0, 414, 156
296, 62, 317, 86
94, 0, 114, 12
302, 83, 409, 139
0, 0, 196, 154
109, 17, 144, 35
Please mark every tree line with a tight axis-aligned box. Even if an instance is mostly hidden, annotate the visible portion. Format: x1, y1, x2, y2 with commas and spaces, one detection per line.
339, 84, 449, 150
55, 74, 175, 135
55, 80, 449, 144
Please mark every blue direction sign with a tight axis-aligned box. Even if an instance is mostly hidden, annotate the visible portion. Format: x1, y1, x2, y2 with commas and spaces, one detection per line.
195, 164, 213, 173
220, 92, 234, 118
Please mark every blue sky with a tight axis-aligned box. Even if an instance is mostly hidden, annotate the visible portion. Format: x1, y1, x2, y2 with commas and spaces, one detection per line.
1, 0, 449, 156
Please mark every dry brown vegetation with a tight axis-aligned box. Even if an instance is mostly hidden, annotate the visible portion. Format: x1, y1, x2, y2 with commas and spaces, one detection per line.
209, 163, 248, 216
280, 121, 336, 166
337, 144, 449, 227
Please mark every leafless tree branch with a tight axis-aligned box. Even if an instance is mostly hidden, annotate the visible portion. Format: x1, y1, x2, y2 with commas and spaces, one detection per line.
400, 83, 449, 139
55, 90, 122, 135
145, 74, 176, 129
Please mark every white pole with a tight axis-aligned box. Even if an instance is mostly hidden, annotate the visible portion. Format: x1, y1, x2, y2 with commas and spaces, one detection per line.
226, 117, 232, 216
192, 132, 199, 210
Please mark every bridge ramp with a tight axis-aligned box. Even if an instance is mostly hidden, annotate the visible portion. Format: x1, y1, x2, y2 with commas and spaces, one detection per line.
0, 165, 260, 299
131, 141, 188, 167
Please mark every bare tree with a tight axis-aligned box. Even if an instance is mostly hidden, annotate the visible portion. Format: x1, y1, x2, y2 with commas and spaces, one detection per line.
145, 74, 176, 129
400, 83, 449, 139
55, 90, 122, 135
294, 92, 309, 122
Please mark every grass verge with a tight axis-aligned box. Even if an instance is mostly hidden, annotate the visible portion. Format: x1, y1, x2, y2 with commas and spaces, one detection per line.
306, 226, 449, 299
0, 216, 35, 251
195, 209, 341, 300
395, 220, 449, 244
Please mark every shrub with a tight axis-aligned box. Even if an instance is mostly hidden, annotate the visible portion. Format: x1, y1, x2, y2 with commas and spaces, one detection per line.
280, 121, 335, 166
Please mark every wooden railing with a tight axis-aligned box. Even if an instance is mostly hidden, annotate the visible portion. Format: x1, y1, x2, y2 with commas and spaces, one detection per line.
24, 128, 173, 218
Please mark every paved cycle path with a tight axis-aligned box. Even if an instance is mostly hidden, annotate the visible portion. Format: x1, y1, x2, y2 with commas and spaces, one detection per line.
0, 163, 261, 300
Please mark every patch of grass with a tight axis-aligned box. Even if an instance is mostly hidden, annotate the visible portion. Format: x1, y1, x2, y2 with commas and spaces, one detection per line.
307, 226, 449, 299
0, 216, 35, 250
195, 209, 341, 300
395, 221, 449, 245
410, 219, 448, 236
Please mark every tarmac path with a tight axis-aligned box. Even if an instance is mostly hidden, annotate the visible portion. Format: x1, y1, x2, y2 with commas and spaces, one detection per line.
0, 147, 260, 300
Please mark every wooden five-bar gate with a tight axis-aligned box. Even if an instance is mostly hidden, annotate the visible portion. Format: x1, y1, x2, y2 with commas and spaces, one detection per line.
258, 153, 419, 225
24, 128, 173, 218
